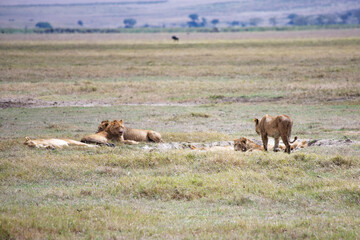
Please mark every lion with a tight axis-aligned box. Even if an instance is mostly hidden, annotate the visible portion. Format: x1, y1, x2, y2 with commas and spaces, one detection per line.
234, 137, 264, 152
97, 120, 163, 143
254, 114, 297, 154
234, 137, 307, 152
24, 137, 97, 149
81, 120, 138, 146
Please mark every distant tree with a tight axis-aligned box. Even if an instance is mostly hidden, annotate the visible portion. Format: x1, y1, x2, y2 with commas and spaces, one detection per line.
287, 13, 298, 25
77, 20, 83, 26
124, 18, 136, 28
211, 19, 219, 26
249, 18, 263, 26
187, 13, 204, 27
315, 14, 337, 25
292, 15, 310, 26
35, 22, 52, 29
340, 11, 352, 24
269, 17, 277, 26
200, 17, 207, 27
189, 14, 199, 22
230, 21, 240, 26
187, 21, 198, 27
353, 9, 360, 23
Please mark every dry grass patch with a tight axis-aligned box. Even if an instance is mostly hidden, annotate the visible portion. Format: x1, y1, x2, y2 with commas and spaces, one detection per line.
1, 140, 360, 239
1, 37, 359, 104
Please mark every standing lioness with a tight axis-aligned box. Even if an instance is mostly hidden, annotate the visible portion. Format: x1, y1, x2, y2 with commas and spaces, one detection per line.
254, 114, 297, 154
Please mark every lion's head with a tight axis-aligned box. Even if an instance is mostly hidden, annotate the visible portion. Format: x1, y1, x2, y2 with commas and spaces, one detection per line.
234, 137, 250, 152
97, 120, 109, 133
105, 120, 125, 137
24, 137, 36, 147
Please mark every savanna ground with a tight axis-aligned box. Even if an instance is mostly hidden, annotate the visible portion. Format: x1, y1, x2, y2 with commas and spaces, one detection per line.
0, 29, 360, 239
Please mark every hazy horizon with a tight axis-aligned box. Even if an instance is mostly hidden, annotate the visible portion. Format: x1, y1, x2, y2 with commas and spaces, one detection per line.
1, 0, 360, 28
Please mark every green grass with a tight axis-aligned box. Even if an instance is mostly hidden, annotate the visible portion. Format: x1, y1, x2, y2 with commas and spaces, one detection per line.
1, 103, 359, 141
1, 37, 359, 104
0, 31, 360, 239
0, 142, 359, 239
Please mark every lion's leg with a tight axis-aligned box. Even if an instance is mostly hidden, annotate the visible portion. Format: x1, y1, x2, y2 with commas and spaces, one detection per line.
81, 138, 114, 147
273, 137, 280, 152
121, 139, 139, 145
261, 134, 268, 151
281, 135, 291, 154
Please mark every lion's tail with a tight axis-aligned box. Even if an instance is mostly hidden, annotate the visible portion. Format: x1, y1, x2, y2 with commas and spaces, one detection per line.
290, 136, 298, 144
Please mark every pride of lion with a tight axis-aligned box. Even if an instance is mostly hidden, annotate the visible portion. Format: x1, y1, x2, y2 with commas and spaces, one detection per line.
24, 114, 307, 154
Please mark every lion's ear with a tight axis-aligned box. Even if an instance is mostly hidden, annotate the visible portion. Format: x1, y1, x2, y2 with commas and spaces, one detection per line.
25, 137, 30, 141
254, 118, 259, 124
119, 119, 124, 124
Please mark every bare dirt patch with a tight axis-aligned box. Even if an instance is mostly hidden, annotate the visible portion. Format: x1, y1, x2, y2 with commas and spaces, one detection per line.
0, 97, 113, 109
141, 138, 358, 152
0, 96, 287, 109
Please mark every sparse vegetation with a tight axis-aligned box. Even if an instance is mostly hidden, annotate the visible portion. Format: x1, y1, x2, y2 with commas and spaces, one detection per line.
0, 30, 359, 239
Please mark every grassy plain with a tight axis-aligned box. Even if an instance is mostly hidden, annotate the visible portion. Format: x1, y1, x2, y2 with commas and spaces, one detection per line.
0, 30, 360, 239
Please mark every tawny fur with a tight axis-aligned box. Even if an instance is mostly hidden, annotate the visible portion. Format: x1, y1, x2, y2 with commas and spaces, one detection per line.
254, 114, 297, 154
234, 137, 307, 152
24, 137, 97, 149
97, 120, 163, 143
82, 120, 138, 146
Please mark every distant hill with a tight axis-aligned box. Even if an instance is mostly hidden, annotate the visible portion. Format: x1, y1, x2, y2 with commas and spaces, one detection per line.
0, 0, 360, 28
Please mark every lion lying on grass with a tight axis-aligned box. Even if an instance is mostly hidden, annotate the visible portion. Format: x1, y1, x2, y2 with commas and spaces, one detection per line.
81, 119, 138, 146
24, 137, 97, 149
234, 137, 307, 152
97, 120, 163, 143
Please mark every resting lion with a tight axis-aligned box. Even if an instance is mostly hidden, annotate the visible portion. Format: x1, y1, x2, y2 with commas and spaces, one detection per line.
97, 120, 163, 143
81, 120, 138, 146
24, 137, 97, 149
254, 114, 297, 154
234, 137, 307, 152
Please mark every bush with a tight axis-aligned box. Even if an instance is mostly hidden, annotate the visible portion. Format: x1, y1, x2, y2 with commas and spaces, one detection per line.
35, 22, 52, 29
123, 18, 136, 28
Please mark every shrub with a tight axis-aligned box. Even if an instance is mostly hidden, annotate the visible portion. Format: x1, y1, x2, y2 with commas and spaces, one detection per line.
35, 22, 52, 29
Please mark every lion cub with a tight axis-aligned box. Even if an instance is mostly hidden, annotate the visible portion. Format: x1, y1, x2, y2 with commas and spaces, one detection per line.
254, 114, 297, 154
234, 137, 306, 152
97, 120, 163, 143
81, 119, 138, 146
24, 137, 97, 149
